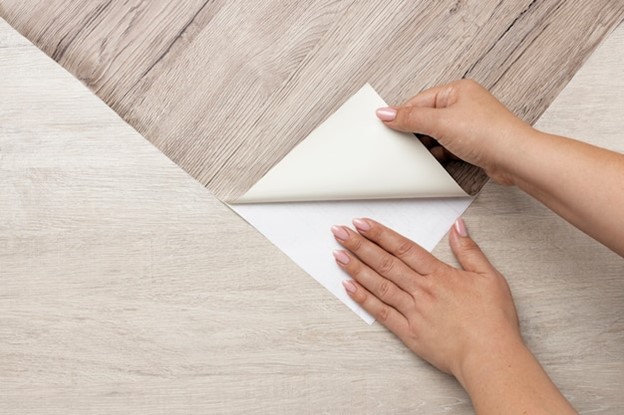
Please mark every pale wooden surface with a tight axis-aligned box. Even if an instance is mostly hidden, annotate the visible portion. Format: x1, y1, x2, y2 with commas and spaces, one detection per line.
1, 14, 624, 415
0, 0, 622, 198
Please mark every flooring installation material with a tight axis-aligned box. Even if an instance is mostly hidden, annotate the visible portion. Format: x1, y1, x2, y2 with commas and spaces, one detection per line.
1, 1, 623, 199
229, 84, 473, 323
1, 16, 623, 414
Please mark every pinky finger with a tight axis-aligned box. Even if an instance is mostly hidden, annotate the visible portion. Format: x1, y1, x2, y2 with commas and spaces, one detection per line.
343, 280, 409, 335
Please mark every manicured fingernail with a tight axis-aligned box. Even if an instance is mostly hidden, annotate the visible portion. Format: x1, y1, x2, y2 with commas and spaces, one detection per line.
352, 218, 371, 232
376, 107, 396, 121
331, 225, 349, 241
342, 280, 357, 294
454, 218, 468, 237
333, 250, 350, 265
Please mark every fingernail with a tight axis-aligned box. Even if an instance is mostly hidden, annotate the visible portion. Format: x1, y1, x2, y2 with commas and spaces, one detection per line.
333, 250, 350, 265
454, 218, 468, 237
352, 218, 371, 232
376, 107, 396, 121
331, 225, 349, 241
342, 280, 357, 294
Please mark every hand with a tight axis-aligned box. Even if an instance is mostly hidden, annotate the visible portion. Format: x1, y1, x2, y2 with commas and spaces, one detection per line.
331, 217, 521, 380
376, 79, 534, 185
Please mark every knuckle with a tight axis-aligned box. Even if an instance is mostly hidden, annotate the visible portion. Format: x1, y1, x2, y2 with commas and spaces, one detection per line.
378, 255, 395, 274
354, 288, 367, 304
425, 262, 452, 281
395, 110, 412, 128
348, 235, 363, 252
458, 78, 479, 89
405, 108, 423, 125
406, 319, 422, 341
483, 269, 503, 283
377, 280, 391, 299
377, 306, 390, 323
395, 239, 415, 257
418, 276, 435, 294
462, 241, 483, 257
349, 260, 363, 278
366, 222, 383, 239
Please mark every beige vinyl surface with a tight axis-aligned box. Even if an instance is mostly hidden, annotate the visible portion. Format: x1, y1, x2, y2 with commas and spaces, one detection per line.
1, 15, 623, 415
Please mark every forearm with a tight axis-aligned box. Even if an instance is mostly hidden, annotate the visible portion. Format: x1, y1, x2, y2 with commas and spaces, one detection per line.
456, 335, 577, 415
502, 130, 624, 256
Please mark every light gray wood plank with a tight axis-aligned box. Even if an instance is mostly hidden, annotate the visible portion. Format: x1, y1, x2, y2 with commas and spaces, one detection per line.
1, 1, 622, 199
1, 11, 623, 415
0, 18, 472, 414
0, 0, 226, 100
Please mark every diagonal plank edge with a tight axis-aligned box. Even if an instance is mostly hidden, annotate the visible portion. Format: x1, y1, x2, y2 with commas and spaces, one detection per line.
0, 0, 622, 200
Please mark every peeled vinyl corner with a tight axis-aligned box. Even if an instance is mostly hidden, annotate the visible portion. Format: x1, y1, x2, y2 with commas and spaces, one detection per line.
231, 84, 468, 204
227, 84, 474, 324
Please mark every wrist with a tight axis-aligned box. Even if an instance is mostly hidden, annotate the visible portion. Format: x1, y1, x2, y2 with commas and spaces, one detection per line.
452, 327, 577, 414
489, 125, 544, 188
453, 330, 527, 392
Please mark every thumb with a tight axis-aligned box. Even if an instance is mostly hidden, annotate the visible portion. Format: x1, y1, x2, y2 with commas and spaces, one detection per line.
449, 218, 493, 273
376, 105, 441, 137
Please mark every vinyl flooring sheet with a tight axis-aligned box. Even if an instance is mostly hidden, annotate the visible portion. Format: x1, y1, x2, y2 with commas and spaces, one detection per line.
0, 0, 622, 198
1, 4, 624, 415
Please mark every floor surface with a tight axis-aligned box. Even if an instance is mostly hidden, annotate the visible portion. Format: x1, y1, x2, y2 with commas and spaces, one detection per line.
0, 6, 623, 415
1, 0, 622, 198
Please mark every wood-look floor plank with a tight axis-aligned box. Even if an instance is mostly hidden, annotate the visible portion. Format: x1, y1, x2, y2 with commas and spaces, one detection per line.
1, 1, 622, 199
207, 0, 623, 199
0, 0, 226, 101
0, 18, 475, 414
1, 15, 623, 415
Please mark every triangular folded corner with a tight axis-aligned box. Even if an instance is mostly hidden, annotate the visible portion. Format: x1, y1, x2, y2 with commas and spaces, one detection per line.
231, 84, 468, 204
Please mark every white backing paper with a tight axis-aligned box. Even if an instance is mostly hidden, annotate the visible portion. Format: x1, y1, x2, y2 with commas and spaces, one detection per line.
232, 198, 472, 324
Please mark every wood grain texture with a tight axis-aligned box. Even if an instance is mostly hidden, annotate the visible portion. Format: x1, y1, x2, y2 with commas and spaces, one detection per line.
1, 17, 623, 414
1, 0, 622, 199
0, 19, 473, 414
433, 24, 624, 413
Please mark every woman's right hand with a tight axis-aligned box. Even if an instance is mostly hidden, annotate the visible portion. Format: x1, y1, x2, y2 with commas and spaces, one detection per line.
376, 79, 534, 185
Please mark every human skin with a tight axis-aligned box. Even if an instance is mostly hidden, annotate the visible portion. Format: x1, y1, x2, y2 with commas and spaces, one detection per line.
332, 79, 624, 414
377, 80, 624, 256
